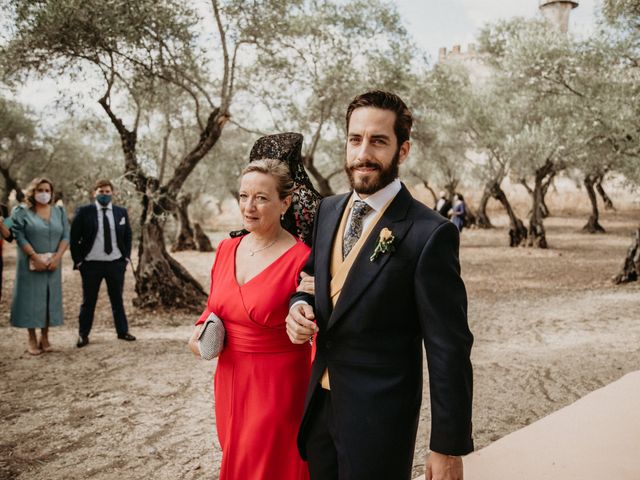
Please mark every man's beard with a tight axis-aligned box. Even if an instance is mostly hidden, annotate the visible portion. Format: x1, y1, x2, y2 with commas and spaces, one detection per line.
344, 150, 400, 195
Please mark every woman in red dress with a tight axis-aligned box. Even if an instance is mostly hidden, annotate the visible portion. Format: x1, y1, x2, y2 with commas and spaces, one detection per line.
190, 159, 315, 480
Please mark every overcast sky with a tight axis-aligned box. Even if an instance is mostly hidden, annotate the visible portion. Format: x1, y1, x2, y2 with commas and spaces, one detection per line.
395, 0, 600, 62
10, 0, 601, 113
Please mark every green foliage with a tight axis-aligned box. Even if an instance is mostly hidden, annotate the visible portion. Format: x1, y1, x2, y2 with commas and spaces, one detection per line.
4, 0, 200, 78
0, 94, 116, 210
240, 0, 416, 191
0, 95, 40, 192
603, 0, 640, 30
0, 95, 36, 146
408, 63, 472, 189
476, 15, 639, 187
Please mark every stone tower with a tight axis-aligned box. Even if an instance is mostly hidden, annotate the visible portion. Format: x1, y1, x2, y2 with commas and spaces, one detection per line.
539, 0, 579, 33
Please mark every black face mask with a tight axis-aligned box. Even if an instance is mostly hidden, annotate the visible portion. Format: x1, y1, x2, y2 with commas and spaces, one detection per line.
96, 194, 112, 207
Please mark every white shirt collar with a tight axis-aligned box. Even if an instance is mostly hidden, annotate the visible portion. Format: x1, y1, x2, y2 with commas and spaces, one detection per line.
351, 178, 402, 212
95, 200, 113, 210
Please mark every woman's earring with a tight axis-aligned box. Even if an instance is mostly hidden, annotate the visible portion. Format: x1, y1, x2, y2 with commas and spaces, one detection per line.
280, 213, 285, 221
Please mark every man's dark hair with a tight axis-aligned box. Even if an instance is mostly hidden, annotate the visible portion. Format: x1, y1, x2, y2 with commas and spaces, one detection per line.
94, 179, 114, 191
345, 90, 413, 146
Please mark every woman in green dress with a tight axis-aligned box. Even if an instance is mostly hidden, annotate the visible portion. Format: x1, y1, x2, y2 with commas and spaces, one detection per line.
10, 178, 70, 355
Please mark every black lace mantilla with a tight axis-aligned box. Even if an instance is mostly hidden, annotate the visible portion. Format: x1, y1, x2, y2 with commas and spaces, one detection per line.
230, 132, 321, 246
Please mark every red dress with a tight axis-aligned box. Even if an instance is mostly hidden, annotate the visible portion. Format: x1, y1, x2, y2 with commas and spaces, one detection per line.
197, 236, 311, 480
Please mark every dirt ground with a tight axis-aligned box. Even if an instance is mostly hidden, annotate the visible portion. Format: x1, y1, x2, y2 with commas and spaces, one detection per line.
1, 208, 639, 480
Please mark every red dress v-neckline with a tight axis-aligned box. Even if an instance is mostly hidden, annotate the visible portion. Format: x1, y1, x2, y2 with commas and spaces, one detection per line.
233, 236, 301, 288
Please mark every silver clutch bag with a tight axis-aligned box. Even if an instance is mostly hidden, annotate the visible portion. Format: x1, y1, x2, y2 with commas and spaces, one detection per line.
198, 312, 225, 360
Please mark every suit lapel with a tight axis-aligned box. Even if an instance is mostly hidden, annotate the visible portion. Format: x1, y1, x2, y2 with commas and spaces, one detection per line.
326, 186, 413, 331
112, 206, 122, 228
89, 204, 99, 233
316, 194, 350, 327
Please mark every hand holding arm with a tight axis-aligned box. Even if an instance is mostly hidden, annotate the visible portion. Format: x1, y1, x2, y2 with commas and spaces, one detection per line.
286, 303, 318, 344
297, 272, 315, 295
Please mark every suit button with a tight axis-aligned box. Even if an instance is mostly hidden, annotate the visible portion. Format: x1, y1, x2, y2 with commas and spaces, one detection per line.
325, 341, 333, 350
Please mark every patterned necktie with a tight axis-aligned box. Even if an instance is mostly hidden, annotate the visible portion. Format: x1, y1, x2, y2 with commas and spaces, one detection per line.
102, 208, 113, 255
343, 200, 372, 259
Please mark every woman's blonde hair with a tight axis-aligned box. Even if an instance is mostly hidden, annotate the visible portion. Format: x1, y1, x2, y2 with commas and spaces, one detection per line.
25, 177, 54, 210
241, 159, 295, 199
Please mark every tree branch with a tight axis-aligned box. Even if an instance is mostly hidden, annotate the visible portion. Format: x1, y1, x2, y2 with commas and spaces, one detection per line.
212, 0, 231, 111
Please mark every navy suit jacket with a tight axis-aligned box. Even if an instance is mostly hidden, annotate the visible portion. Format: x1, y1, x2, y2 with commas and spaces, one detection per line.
70, 204, 132, 268
290, 185, 474, 477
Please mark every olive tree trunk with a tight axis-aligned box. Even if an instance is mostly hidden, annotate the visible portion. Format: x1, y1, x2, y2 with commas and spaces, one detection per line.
596, 177, 615, 211
444, 180, 459, 201
0, 164, 25, 206
302, 154, 334, 197
135, 200, 206, 309
489, 181, 527, 247
613, 228, 640, 284
194, 222, 214, 252
171, 194, 198, 252
100, 92, 227, 311
527, 160, 555, 249
474, 185, 493, 229
582, 174, 606, 233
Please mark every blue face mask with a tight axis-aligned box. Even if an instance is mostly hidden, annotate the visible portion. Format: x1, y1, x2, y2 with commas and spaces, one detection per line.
96, 194, 112, 207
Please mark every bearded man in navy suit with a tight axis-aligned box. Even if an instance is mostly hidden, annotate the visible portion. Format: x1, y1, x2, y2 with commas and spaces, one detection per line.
70, 179, 135, 347
287, 91, 473, 480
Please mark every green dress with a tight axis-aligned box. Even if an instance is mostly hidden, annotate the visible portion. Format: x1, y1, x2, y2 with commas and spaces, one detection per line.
10, 204, 70, 328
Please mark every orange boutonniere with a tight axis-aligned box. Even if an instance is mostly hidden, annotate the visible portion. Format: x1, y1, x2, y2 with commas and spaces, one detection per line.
370, 227, 396, 261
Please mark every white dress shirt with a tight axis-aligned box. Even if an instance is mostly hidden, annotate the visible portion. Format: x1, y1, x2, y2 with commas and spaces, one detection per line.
85, 201, 123, 261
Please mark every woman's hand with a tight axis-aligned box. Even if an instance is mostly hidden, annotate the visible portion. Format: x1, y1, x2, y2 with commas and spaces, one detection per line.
297, 272, 315, 296
31, 254, 50, 272
47, 253, 62, 271
188, 324, 203, 357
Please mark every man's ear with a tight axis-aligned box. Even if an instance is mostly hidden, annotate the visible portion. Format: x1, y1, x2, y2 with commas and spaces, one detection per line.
398, 141, 411, 165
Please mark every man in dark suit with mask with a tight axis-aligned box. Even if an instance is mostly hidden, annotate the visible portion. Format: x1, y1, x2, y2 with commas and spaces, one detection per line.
70, 179, 135, 347
286, 91, 473, 480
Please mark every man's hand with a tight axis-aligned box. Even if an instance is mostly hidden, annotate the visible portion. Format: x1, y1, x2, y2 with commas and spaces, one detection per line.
286, 303, 318, 344
297, 272, 315, 295
426, 452, 463, 480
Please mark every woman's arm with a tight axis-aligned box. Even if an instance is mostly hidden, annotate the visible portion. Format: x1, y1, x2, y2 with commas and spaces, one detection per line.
48, 207, 70, 271
11, 206, 49, 271
0, 217, 12, 240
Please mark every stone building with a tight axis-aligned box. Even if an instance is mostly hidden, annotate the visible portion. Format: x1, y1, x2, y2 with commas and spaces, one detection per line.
438, 1, 580, 75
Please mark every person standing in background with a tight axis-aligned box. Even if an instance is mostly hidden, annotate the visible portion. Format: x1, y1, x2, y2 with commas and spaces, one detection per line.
435, 190, 452, 218
451, 193, 467, 232
9, 178, 70, 355
70, 179, 135, 348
